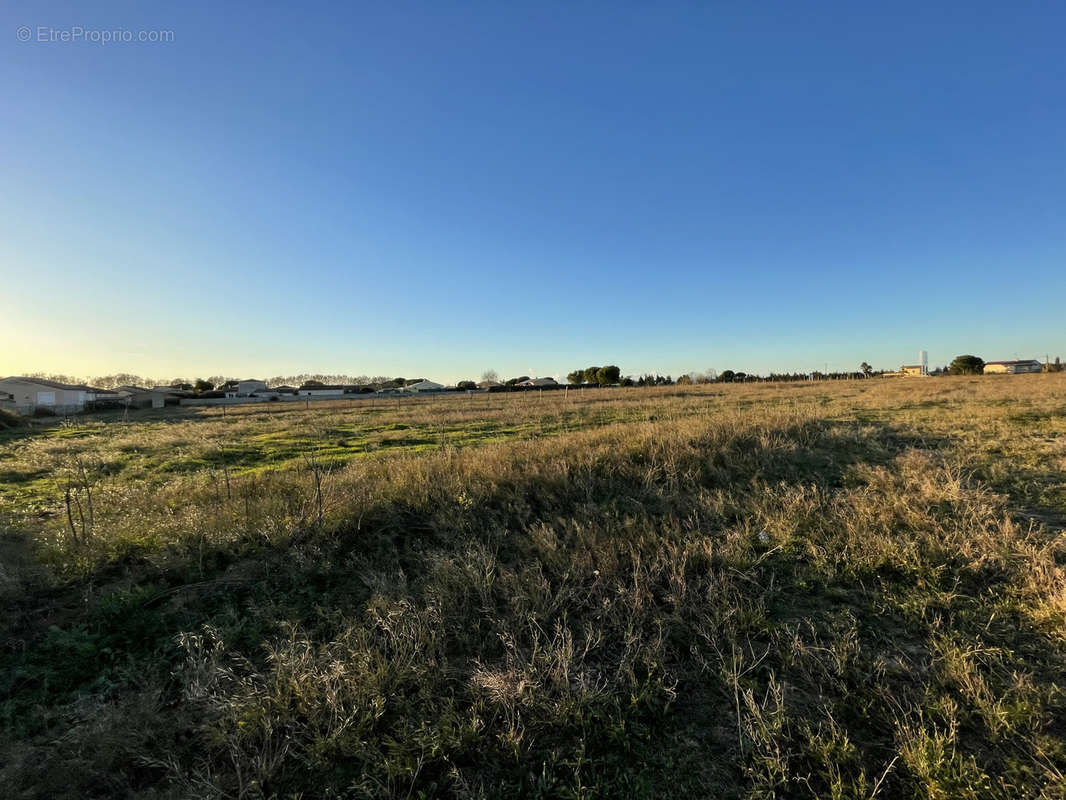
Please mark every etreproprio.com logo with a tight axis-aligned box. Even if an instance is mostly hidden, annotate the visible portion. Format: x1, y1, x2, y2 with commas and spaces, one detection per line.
17, 25, 174, 44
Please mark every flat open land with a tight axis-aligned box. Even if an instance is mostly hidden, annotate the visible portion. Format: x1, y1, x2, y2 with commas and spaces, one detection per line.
2, 376, 1065, 798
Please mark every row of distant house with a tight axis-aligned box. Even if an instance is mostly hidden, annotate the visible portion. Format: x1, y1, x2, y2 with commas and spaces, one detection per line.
211, 377, 562, 398
982, 360, 1044, 374
0, 375, 563, 415
893, 359, 1044, 376
212, 379, 451, 398
0, 377, 196, 414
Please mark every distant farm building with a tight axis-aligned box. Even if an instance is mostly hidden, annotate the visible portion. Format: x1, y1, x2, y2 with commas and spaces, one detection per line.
298, 384, 346, 397
894, 350, 930, 377
984, 360, 1042, 374
114, 385, 170, 409
221, 379, 268, 397
239, 379, 268, 395
518, 377, 559, 387
404, 380, 445, 392
114, 385, 150, 396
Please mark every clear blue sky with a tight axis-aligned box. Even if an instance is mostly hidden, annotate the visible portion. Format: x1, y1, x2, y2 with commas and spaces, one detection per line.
2, 1, 1064, 382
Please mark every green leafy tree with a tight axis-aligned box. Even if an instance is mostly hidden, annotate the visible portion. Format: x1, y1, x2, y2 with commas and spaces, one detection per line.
567, 370, 585, 385
718, 370, 736, 383
194, 379, 214, 393
860, 362, 873, 377
596, 365, 621, 385
583, 366, 601, 384
949, 355, 985, 375
456, 380, 477, 390
676, 374, 693, 385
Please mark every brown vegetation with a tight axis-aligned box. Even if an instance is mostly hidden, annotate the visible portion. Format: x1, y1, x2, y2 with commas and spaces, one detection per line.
1, 375, 1065, 797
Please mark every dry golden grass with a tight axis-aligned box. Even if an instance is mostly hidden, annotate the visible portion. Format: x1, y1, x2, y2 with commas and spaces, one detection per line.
1, 374, 1064, 798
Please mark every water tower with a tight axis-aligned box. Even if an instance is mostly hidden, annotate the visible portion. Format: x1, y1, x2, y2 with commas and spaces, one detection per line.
919, 350, 928, 376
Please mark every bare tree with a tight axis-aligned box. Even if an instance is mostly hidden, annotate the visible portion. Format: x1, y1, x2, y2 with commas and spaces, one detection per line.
28, 372, 83, 385
481, 369, 499, 383
58, 453, 98, 548
90, 373, 149, 389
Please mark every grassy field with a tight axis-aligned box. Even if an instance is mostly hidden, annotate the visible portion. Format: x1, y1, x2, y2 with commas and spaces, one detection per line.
1, 375, 1065, 798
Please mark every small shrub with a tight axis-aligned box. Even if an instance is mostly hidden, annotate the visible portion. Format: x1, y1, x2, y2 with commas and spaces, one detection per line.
0, 408, 25, 429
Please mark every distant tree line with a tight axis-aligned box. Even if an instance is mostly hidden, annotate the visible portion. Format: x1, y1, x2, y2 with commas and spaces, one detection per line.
566, 366, 622, 385
633, 374, 675, 386
266, 374, 387, 388
20, 354, 1065, 396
